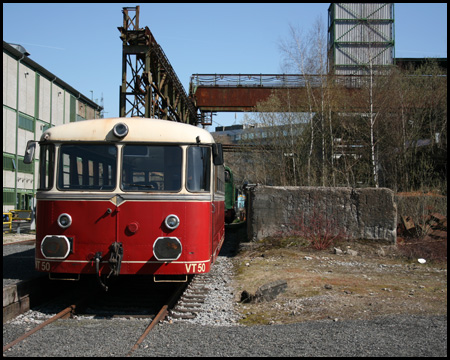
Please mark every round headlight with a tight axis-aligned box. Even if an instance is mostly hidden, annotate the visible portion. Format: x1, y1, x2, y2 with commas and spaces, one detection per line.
41, 235, 71, 259
113, 122, 129, 138
165, 214, 180, 230
57, 213, 72, 229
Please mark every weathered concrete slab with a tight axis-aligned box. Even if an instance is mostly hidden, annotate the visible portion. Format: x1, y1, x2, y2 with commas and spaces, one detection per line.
255, 280, 288, 302
240, 280, 288, 303
247, 186, 397, 243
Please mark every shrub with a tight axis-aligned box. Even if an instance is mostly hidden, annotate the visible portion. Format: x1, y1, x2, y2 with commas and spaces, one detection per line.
397, 236, 447, 263
279, 208, 348, 251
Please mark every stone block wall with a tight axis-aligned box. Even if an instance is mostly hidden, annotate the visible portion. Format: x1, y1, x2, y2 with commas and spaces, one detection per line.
246, 186, 397, 243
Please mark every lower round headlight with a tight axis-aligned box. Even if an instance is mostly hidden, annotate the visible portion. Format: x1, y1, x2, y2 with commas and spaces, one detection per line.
153, 237, 182, 261
57, 213, 72, 229
41, 235, 71, 259
165, 214, 180, 230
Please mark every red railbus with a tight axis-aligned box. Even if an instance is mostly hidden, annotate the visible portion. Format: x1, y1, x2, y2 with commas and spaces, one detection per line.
25, 117, 225, 288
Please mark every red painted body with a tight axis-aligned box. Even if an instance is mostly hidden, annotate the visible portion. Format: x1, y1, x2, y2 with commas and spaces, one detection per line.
35, 198, 225, 276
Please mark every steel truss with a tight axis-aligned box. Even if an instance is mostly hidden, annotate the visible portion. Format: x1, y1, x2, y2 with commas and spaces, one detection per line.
118, 6, 199, 125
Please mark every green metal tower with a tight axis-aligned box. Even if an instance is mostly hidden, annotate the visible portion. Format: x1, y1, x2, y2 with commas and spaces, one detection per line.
328, 3, 395, 76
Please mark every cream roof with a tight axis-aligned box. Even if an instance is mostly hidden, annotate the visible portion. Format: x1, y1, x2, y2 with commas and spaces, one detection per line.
40, 117, 215, 144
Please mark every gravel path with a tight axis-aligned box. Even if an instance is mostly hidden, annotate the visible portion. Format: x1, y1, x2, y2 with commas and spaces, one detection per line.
4, 315, 447, 357
136, 315, 447, 357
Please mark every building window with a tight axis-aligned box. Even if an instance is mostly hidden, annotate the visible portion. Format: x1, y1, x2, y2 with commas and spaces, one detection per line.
3, 190, 15, 205
17, 157, 33, 174
3, 155, 15, 171
18, 113, 34, 132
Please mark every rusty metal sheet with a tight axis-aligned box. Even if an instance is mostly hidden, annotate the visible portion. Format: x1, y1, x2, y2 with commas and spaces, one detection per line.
191, 80, 371, 113
192, 85, 363, 113
194, 87, 272, 109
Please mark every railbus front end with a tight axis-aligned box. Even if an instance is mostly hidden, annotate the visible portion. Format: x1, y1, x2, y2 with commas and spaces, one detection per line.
27, 118, 225, 288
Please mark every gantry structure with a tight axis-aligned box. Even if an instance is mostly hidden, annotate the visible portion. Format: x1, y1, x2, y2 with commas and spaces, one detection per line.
118, 6, 199, 125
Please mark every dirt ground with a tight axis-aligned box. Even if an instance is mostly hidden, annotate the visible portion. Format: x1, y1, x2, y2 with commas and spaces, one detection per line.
3, 232, 36, 244
230, 238, 447, 325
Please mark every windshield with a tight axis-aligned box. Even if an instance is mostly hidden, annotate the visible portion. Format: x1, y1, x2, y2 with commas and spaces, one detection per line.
58, 144, 117, 191
53, 144, 206, 193
187, 146, 211, 192
122, 145, 182, 191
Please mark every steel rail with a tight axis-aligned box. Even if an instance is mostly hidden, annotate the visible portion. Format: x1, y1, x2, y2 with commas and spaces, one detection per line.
126, 281, 189, 357
3, 294, 91, 352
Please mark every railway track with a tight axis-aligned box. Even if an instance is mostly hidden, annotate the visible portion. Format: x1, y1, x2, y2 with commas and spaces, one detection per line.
168, 273, 213, 322
126, 281, 188, 356
3, 276, 190, 356
4, 227, 241, 356
3, 293, 92, 352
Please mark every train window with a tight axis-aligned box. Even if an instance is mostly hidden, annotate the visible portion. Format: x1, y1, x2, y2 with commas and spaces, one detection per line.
57, 145, 117, 191
38, 144, 55, 190
187, 146, 211, 192
215, 166, 225, 194
122, 145, 182, 191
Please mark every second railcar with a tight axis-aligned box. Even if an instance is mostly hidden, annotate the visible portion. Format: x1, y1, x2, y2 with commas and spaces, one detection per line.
224, 165, 236, 224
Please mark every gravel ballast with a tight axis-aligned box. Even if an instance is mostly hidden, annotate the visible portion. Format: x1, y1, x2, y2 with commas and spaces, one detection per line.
166, 256, 241, 326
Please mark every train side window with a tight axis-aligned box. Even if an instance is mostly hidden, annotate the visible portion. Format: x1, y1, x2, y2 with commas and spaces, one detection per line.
215, 165, 225, 194
187, 146, 211, 192
38, 144, 55, 190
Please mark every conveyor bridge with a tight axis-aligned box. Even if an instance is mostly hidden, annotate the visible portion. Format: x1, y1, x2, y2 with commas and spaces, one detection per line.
189, 73, 362, 116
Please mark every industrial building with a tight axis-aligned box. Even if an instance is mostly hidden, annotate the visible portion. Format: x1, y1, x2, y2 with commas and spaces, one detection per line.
3, 41, 103, 212
327, 3, 395, 76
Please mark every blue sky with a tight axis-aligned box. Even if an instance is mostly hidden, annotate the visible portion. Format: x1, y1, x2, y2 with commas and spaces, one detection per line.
3, 3, 447, 131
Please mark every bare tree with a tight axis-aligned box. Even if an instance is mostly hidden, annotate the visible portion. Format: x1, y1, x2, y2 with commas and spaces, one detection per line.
223, 23, 446, 194
242, 91, 308, 186
379, 60, 447, 192
278, 18, 333, 186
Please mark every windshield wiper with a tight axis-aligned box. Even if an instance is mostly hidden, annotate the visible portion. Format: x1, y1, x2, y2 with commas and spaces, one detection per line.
125, 183, 158, 189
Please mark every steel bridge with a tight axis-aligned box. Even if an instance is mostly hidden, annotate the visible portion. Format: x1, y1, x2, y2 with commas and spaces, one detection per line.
189, 73, 365, 116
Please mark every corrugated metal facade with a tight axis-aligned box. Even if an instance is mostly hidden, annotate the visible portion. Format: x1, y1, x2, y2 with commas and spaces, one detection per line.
328, 3, 394, 76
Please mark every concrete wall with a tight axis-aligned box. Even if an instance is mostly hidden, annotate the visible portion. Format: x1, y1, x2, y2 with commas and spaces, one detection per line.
247, 186, 397, 243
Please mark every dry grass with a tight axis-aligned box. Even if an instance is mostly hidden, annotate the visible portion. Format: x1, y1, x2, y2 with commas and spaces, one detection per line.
231, 239, 447, 325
